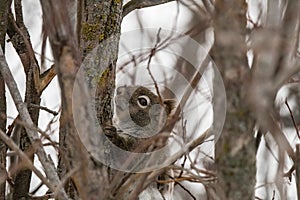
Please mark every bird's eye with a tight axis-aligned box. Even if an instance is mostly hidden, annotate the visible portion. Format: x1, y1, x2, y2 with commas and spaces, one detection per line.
137, 95, 150, 108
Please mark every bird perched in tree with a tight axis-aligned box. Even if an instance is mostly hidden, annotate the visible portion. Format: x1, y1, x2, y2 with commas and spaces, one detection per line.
105, 85, 176, 152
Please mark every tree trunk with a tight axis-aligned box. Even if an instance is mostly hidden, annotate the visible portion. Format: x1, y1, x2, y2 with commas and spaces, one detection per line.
41, 0, 122, 199
0, 1, 9, 198
210, 1, 256, 199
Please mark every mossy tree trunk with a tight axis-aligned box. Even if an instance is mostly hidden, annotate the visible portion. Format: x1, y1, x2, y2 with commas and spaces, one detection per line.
79, 0, 122, 127
41, 0, 123, 199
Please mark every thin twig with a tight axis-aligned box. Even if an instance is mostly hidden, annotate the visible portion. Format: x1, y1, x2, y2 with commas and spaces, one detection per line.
123, 128, 210, 199
30, 181, 44, 195
146, 28, 163, 103
29, 103, 59, 116
283, 165, 294, 181
179, 154, 187, 178
7, 115, 59, 150
167, 175, 196, 200
265, 136, 280, 163
285, 99, 300, 139
272, 190, 275, 200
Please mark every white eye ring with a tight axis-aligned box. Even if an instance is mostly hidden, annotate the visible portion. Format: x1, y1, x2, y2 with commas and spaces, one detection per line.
137, 95, 151, 109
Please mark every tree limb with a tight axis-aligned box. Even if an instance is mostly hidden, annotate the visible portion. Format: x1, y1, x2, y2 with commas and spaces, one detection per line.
0, 47, 69, 200
296, 144, 300, 199
122, 0, 175, 18
0, 0, 9, 194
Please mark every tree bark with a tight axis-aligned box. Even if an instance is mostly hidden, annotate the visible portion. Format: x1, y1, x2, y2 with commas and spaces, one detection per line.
210, 1, 256, 199
0, 1, 10, 198
41, 0, 122, 199
0, 69, 6, 200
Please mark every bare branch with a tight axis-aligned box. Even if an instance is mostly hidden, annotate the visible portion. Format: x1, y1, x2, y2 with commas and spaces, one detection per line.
0, 0, 8, 193
248, 0, 299, 163
6, 115, 58, 150
146, 28, 163, 103
30, 181, 44, 196
7, 11, 40, 86
285, 99, 300, 139
274, 0, 300, 80
123, 0, 175, 18
251, 103, 295, 162
0, 47, 69, 200
296, 144, 300, 199
29, 103, 59, 116
0, 129, 55, 193
202, 0, 214, 15
39, 65, 56, 93
173, 179, 196, 200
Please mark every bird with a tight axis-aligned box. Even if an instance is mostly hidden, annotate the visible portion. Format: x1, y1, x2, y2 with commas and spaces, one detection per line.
104, 85, 176, 153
